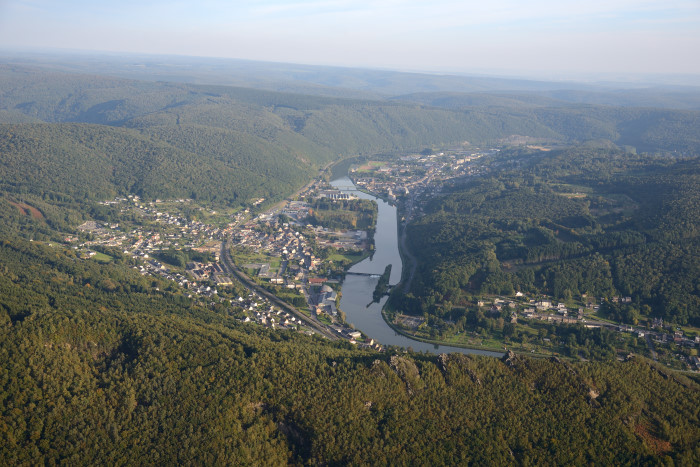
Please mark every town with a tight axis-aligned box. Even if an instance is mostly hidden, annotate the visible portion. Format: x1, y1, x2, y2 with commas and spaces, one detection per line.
70, 185, 381, 348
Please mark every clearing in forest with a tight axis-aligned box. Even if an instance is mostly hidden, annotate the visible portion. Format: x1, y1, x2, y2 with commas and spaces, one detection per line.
7, 199, 44, 220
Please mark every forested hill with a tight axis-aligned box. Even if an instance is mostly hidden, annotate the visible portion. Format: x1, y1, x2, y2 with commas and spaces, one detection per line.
392, 87, 700, 111
0, 66, 556, 206
402, 147, 700, 326
5, 52, 700, 105
1, 65, 700, 188
1, 236, 698, 464
0, 123, 318, 204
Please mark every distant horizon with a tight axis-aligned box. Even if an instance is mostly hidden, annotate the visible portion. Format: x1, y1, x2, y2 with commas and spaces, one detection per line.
2, 46, 700, 89
1, 1, 698, 84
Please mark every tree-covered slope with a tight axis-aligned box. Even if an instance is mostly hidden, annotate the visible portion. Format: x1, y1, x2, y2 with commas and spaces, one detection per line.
403, 148, 700, 325
0, 123, 313, 204
3, 65, 700, 162
0, 237, 698, 464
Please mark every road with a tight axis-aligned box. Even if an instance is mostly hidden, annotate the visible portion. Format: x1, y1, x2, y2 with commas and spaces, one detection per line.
398, 225, 417, 293
219, 239, 340, 341
645, 334, 658, 361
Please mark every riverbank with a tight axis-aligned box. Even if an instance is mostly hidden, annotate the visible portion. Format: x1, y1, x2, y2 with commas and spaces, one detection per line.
394, 204, 417, 293
381, 310, 567, 359
380, 308, 507, 355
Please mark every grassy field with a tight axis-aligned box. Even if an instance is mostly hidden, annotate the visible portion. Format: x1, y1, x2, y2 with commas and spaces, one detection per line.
231, 248, 282, 270
91, 252, 113, 263
317, 314, 333, 326
155, 201, 242, 227
327, 251, 369, 266
353, 161, 386, 173
391, 312, 650, 360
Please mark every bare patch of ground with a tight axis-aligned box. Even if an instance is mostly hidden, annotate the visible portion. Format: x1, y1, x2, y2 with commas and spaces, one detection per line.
634, 421, 672, 455
7, 199, 44, 219
395, 314, 425, 330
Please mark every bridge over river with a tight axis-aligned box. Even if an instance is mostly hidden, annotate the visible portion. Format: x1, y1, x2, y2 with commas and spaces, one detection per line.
345, 271, 380, 278
343, 271, 400, 287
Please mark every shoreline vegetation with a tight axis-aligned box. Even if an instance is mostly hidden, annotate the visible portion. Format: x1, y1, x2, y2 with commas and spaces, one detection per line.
371, 264, 392, 304
380, 307, 492, 351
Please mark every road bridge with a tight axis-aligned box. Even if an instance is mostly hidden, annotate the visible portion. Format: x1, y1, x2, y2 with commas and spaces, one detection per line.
345, 271, 380, 278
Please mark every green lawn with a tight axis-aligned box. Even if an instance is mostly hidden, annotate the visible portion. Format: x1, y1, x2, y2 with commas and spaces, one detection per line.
91, 252, 113, 263
317, 314, 333, 326
353, 161, 386, 173
231, 248, 282, 269
327, 251, 369, 266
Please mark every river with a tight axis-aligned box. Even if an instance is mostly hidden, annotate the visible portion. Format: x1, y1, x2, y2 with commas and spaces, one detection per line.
331, 175, 502, 357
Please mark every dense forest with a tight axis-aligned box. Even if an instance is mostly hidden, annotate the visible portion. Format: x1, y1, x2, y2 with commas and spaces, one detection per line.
2, 65, 700, 165
5, 52, 700, 109
0, 123, 314, 206
1, 237, 698, 464
402, 147, 700, 326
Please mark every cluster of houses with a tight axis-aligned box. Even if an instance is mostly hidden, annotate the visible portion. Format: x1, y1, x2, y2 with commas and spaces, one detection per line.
240, 212, 366, 256
186, 261, 233, 286
237, 223, 319, 289
651, 329, 699, 348
235, 219, 367, 289
236, 295, 367, 343
350, 151, 490, 202
77, 194, 378, 343
352, 176, 410, 202
243, 303, 303, 330
280, 200, 311, 220
134, 259, 220, 298
480, 295, 594, 326
76, 196, 250, 300
236, 223, 311, 258
480, 294, 699, 364
317, 189, 353, 200
82, 196, 237, 259
327, 326, 382, 350
520, 299, 586, 324
312, 225, 368, 251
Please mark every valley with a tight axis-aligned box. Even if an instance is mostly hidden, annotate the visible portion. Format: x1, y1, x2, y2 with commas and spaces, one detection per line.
0, 56, 698, 464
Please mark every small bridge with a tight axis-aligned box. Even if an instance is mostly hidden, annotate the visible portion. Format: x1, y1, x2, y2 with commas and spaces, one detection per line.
345, 271, 380, 278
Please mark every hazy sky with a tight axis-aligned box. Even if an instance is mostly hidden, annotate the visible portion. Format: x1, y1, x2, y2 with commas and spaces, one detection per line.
1, 0, 699, 77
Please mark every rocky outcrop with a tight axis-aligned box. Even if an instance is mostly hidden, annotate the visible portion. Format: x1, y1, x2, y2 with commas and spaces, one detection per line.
501, 350, 519, 368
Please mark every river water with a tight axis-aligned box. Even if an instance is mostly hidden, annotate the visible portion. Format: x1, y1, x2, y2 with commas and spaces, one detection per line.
331, 176, 502, 357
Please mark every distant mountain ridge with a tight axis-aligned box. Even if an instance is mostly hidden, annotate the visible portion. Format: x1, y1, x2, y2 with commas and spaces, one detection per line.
3, 50, 700, 108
